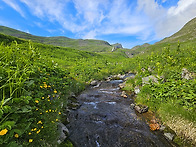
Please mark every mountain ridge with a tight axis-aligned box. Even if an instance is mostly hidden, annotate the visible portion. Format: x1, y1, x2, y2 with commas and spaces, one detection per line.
0, 25, 113, 52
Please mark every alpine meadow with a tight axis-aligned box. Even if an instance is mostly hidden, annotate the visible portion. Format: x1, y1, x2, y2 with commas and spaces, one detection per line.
0, 5, 196, 147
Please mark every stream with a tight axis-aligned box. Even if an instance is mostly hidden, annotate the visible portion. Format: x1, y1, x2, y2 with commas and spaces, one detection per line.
66, 76, 174, 147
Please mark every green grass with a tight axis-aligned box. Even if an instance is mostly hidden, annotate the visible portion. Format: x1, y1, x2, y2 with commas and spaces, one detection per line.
0, 33, 133, 146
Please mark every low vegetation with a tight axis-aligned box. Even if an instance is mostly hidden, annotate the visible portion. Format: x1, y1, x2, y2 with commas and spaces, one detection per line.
0, 34, 133, 146
1, 17, 196, 146
124, 43, 196, 145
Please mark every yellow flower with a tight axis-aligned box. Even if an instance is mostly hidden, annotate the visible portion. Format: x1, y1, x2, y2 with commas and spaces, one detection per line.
36, 130, 41, 134
29, 132, 31, 135
49, 109, 51, 112
37, 121, 42, 124
29, 139, 33, 143
41, 126, 44, 129
33, 128, 37, 131
0, 129, 8, 135
46, 110, 48, 113
56, 119, 58, 121
52, 110, 54, 112
40, 86, 43, 88
31, 129, 34, 131
48, 99, 50, 102
35, 100, 39, 103
15, 134, 19, 138
43, 82, 46, 84
42, 97, 44, 99
44, 84, 47, 88
36, 108, 38, 111
40, 112, 42, 115
58, 112, 61, 115
54, 90, 57, 93
48, 85, 51, 88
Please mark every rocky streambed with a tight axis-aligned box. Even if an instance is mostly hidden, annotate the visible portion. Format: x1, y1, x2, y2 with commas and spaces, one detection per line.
66, 75, 175, 147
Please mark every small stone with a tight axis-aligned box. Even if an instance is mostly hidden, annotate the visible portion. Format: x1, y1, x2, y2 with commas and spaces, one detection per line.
134, 87, 140, 94
121, 91, 127, 98
130, 103, 135, 109
135, 105, 142, 113
149, 123, 160, 131
119, 83, 125, 89
164, 133, 175, 141
91, 80, 98, 86
159, 125, 166, 131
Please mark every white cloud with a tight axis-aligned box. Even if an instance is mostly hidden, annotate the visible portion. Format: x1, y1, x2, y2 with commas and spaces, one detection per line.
137, 0, 196, 39
4, 0, 196, 45
2, 0, 25, 17
82, 30, 97, 39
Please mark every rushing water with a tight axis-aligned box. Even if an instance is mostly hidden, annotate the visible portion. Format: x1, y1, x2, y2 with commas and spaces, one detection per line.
67, 77, 173, 147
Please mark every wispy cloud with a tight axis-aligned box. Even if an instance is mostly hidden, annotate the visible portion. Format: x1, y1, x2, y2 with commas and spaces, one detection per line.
137, 0, 196, 39
2, 0, 196, 47
2, 0, 25, 17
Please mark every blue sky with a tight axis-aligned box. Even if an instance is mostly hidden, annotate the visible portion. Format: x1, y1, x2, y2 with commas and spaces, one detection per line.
0, 0, 196, 48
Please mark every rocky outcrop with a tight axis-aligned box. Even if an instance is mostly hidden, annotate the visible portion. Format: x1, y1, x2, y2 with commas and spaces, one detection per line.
111, 43, 123, 52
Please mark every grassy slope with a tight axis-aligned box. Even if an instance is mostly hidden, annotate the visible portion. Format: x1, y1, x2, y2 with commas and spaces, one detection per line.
128, 17, 196, 56
159, 17, 196, 43
0, 26, 113, 52
0, 33, 134, 146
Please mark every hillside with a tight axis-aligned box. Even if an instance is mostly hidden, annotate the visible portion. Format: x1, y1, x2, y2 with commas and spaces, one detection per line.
0, 25, 113, 52
127, 17, 196, 56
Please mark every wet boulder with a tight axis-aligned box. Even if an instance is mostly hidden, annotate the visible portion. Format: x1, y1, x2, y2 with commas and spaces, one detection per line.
130, 103, 135, 109
134, 104, 148, 113
164, 133, 175, 141
57, 122, 69, 144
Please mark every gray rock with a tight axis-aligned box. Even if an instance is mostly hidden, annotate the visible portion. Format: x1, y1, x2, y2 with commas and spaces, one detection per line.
125, 74, 135, 81
142, 75, 158, 85
91, 80, 98, 86
159, 125, 166, 131
181, 68, 193, 80
57, 122, 69, 144
130, 103, 135, 109
134, 86, 140, 94
164, 133, 174, 141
